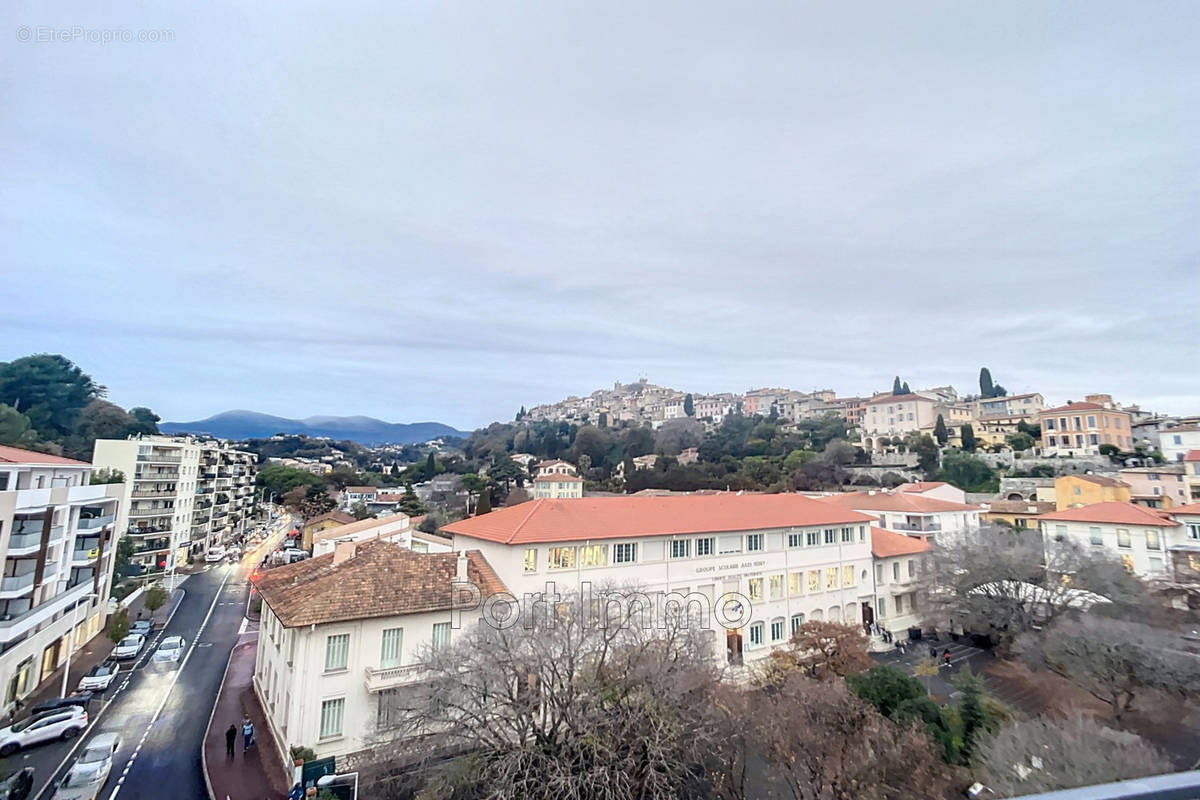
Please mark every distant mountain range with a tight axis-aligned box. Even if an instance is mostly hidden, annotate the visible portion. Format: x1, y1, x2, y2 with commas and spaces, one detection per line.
159, 410, 468, 445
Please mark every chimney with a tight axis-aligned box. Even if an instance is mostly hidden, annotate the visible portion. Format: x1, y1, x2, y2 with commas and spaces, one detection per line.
456, 550, 469, 581
333, 539, 357, 565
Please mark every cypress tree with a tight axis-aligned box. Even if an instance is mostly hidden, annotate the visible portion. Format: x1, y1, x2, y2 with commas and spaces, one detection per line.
979, 367, 994, 398
425, 451, 437, 477
475, 488, 492, 515
900, 382, 911, 395
961, 423, 977, 453
933, 414, 948, 446
892, 376, 903, 395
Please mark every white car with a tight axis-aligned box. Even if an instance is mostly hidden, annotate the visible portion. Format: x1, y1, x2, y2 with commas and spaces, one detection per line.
0, 707, 88, 756
111, 634, 145, 661
52, 732, 121, 800
77, 661, 120, 692
204, 546, 226, 563
151, 636, 186, 663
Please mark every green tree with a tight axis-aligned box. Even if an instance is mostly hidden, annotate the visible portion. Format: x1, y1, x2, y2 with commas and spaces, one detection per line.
106, 608, 130, 643
111, 537, 135, 590
257, 464, 323, 499
0, 403, 38, 448
475, 488, 492, 515
913, 434, 940, 474
937, 450, 999, 492
847, 665, 927, 718
0, 354, 103, 440
65, 399, 144, 459
143, 584, 168, 615
1017, 419, 1042, 440
397, 483, 427, 516
955, 665, 988, 758
350, 501, 372, 520
960, 423, 978, 453
979, 367, 995, 398
782, 448, 816, 473
933, 414, 948, 446
487, 457, 526, 491
1006, 432, 1035, 453
89, 467, 125, 485
900, 381, 911, 394
128, 407, 160, 435
683, 393, 694, 417
892, 376, 903, 395
425, 451, 438, 478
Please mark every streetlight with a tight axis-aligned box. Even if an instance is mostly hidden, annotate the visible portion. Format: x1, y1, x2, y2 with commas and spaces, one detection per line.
62, 591, 99, 697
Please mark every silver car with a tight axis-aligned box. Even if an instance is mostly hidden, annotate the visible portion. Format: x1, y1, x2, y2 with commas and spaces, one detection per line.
111, 634, 144, 661
52, 732, 121, 800
151, 636, 186, 663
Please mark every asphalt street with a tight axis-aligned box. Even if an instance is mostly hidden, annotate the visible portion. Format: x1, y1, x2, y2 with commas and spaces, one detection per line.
0, 519, 287, 800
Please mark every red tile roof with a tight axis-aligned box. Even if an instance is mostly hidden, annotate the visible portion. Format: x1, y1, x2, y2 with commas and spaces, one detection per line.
1040, 402, 1115, 415
0, 445, 89, 466
302, 510, 355, 529
1185, 450, 1200, 463
1062, 474, 1130, 488
1168, 503, 1200, 517
865, 394, 929, 406
441, 494, 875, 545
814, 491, 980, 513
253, 540, 507, 627
1037, 502, 1179, 527
871, 527, 932, 558
897, 481, 947, 493
533, 473, 582, 483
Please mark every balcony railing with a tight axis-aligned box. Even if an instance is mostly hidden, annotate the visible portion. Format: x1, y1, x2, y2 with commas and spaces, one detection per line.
363, 664, 426, 692
132, 541, 171, 555
71, 547, 100, 565
137, 453, 182, 463
128, 507, 174, 518
135, 470, 179, 481
7, 532, 43, 551
77, 514, 115, 530
13, 519, 47, 536
128, 525, 170, 535
0, 573, 36, 595
132, 489, 174, 499
891, 522, 942, 533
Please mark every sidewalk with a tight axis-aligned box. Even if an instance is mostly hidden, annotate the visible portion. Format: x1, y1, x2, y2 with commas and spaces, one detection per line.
203, 639, 289, 800
4, 583, 185, 725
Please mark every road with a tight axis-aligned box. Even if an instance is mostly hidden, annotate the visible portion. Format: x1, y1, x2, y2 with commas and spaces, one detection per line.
1, 517, 289, 800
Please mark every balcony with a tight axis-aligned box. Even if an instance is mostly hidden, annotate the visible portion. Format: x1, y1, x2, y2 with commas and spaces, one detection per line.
128, 525, 170, 536
363, 664, 426, 692
0, 581, 93, 644
77, 513, 115, 530
0, 572, 36, 598
128, 506, 173, 518
132, 489, 174, 499
135, 470, 179, 481
6, 532, 43, 555
891, 522, 942, 533
71, 547, 100, 566
136, 453, 182, 464
132, 540, 171, 555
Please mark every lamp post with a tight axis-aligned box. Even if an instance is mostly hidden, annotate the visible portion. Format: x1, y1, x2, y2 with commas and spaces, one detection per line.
62, 591, 100, 697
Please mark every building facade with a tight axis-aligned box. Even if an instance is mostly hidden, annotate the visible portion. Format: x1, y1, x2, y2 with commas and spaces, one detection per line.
870, 527, 931, 633
1053, 474, 1132, 510
1118, 465, 1188, 509
1, 446, 122, 719
531, 473, 583, 499
1038, 502, 1182, 577
92, 435, 257, 571
813, 491, 981, 537
1038, 400, 1133, 457
1159, 425, 1200, 464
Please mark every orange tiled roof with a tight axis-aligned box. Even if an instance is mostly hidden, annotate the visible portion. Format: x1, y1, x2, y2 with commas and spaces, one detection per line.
1040, 402, 1113, 415
814, 491, 980, 513
441, 494, 875, 545
253, 540, 507, 627
1063, 474, 1130, 488
897, 481, 946, 493
302, 510, 355, 529
982, 500, 1056, 515
871, 527, 932, 558
865, 394, 929, 406
310, 514, 409, 545
1167, 502, 1200, 517
533, 473, 582, 482
1037, 502, 1178, 527
1185, 450, 1200, 462
0, 444, 89, 466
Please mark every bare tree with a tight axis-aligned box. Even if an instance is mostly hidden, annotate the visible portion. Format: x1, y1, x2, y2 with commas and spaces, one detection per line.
925, 526, 1143, 646
385, 589, 726, 800
974, 712, 1172, 797
765, 621, 873, 682
1017, 615, 1200, 724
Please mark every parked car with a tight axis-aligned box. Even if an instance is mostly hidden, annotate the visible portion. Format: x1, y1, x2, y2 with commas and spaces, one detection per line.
0, 767, 34, 800
51, 733, 120, 800
204, 546, 226, 563
151, 636, 186, 663
29, 693, 93, 717
111, 634, 145, 661
0, 707, 88, 756
77, 662, 120, 692
129, 620, 153, 639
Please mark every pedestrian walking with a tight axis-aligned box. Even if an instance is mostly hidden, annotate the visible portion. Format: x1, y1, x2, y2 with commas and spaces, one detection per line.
242, 717, 255, 751
225, 724, 237, 757
943, 648, 952, 667
929, 645, 938, 660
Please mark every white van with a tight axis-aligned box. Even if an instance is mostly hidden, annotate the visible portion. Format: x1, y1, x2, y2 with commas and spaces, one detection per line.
204, 546, 226, 563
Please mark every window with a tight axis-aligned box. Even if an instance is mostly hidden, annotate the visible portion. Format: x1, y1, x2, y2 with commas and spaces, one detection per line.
696, 537, 714, 556
895, 594, 904, 614
747, 577, 763, 602
324, 634, 349, 672
806, 531, 819, 546
671, 539, 690, 559
824, 529, 836, 545
788, 532, 803, 548
1088, 526, 1102, 545
523, 549, 537, 574
875, 563, 884, 584
907, 559, 915, 578
431, 622, 452, 652
380, 628, 403, 669
319, 698, 345, 740
892, 562, 900, 581
1047, 435, 1056, 446
1087, 416, 1096, 427
842, 565, 855, 587
1174, 435, 1182, 445
788, 572, 803, 596
859, 525, 866, 542
807, 570, 821, 593
1146, 529, 1160, 550
1117, 528, 1131, 549
1088, 434, 1099, 445
877, 597, 886, 618
746, 534, 764, 552
1188, 523, 1200, 541
1149, 557, 1163, 573
1074, 486, 1082, 495
548, 547, 576, 569
1055, 524, 1067, 539
770, 618, 785, 642
748, 621, 764, 647
769, 574, 785, 600
580, 544, 609, 568
841, 527, 853, 543
825, 567, 839, 590
718, 535, 743, 554
1045, 419, 1056, 430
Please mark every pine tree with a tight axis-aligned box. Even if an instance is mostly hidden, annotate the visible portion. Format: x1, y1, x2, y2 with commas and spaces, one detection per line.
892, 376, 903, 395
683, 393, 694, 416
475, 488, 492, 515
961, 423, 978, 453
955, 665, 988, 758
425, 451, 437, 477
900, 382, 911, 395
979, 367, 994, 398
933, 414, 948, 446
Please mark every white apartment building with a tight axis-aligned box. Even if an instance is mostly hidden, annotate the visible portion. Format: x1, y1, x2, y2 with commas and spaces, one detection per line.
870, 527, 932, 634
1167, 503, 1200, 583
976, 393, 1045, 419
310, 513, 414, 556
860, 393, 941, 451
531, 473, 583, 499
1159, 424, 1200, 464
814, 491, 981, 537
253, 541, 507, 760
1, 446, 122, 718
442, 494, 880, 666
92, 435, 257, 572
1037, 502, 1184, 577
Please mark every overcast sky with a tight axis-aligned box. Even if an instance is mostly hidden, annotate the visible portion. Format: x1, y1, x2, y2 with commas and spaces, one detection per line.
3, 1, 1197, 429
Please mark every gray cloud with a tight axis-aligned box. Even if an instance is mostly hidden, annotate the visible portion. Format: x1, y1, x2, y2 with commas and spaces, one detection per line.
2, 0, 1197, 427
